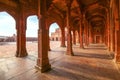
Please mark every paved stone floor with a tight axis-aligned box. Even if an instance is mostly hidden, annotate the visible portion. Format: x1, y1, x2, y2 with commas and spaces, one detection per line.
0, 41, 120, 80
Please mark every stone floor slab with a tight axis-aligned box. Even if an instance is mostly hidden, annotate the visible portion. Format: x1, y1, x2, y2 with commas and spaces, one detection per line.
0, 41, 120, 80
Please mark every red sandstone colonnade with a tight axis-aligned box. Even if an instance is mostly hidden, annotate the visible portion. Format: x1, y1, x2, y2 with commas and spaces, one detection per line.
0, 0, 120, 73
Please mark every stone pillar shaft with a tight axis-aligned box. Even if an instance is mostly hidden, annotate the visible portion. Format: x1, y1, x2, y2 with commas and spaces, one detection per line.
107, 12, 111, 50
61, 28, 66, 47
114, 0, 120, 62
84, 20, 89, 46
115, 31, 120, 62
86, 22, 89, 46
16, 11, 27, 57
77, 30, 80, 43
79, 19, 84, 48
73, 30, 76, 45
36, 0, 51, 72
66, 1, 73, 55
36, 16, 51, 72
89, 23, 92, 44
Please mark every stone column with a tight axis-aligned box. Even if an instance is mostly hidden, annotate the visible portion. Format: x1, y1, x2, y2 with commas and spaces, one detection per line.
73, 30, 76, 45
80, 22, 84, 48
66, 0, 73, 55
77, 30, 80, 43
84, 20, 89, 46
115, 31, 120, 62
61, 27, 66, 47
83, 16, 86, 46
104, 9, 111, 50
106, 15, 110, 50
110, 19, 114, 51
102, 26, 105, 44
86, 21, 89, 46
114, 0, 120, 62
16, 10, 27, 57
110, 8, 115, 52
105, 24, 109, 46
36, 0, 51, 72
88, 23, 92, 44
113, 27, 115, 52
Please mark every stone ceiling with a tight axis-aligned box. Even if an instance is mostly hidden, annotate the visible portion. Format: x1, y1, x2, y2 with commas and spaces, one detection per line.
47, 0, 110, 29
0, 0, 110, 29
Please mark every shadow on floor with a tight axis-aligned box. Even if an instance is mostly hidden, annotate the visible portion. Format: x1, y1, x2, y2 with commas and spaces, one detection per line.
84, 47, 107, 50
48, 60, 120, 80
74, 52, 112, 60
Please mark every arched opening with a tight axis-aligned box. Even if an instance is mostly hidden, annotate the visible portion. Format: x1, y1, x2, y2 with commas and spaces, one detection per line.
49, 22, 60, 49
48, 22, 67, 70
0, 11, 16, 58
26, 15, 38, 57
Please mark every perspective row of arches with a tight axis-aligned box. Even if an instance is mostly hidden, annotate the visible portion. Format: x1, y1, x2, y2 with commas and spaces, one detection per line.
0, 0, 120, 73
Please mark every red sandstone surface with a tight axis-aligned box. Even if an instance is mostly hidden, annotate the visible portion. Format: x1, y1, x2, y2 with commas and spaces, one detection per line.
0, 41, 61, 58
0, 41, 120, 80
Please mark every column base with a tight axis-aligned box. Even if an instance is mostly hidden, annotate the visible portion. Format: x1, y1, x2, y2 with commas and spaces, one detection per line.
48, 48, 51, 51
108, 47, 111, 51
16, 50, 28, 57
35, 64, 51, 73
84, 43, 89, 47
66, 51, 74, 56
48, 46, 51, 51
61, 45, 66, 47
115, 54, 120, 63
48, 49, 51, 51
36, 58, 51, 73
73, 43, 76, 45
80, 46, 84, 49
110, 48, 113, 52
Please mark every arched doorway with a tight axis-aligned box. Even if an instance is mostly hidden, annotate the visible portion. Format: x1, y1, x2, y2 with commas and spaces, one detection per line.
49, 22, 61, 49
0, 11, 16, 57
0, 11, 16, 73
48, 22, 67, 69
26, 15, 38, 57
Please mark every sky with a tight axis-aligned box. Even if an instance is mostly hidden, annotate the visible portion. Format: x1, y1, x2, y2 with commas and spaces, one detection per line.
0, 12, 59, 37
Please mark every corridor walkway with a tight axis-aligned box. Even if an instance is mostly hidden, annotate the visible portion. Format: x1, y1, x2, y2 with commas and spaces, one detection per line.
0, 42, 120, 80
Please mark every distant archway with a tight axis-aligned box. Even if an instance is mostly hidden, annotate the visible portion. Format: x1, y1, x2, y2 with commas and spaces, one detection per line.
49, 22, 61, 49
